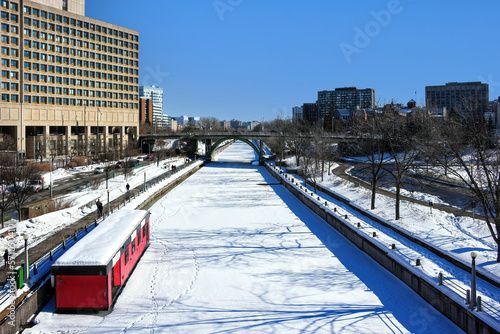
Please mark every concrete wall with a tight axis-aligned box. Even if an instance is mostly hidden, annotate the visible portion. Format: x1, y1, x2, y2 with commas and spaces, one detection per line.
0, 278, 52, 334
307, 180, 500, 290
265, 163, 498, 334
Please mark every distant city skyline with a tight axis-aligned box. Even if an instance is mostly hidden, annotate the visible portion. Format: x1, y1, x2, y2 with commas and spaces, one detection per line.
87, 0, 499, 121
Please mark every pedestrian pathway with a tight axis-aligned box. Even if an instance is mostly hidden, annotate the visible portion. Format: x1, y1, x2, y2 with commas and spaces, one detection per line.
0, 188, 140, 285
332, 163, 482, 220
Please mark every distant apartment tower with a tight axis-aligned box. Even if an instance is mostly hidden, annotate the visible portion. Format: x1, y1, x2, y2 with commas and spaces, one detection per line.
242, 121, 259, 131
0, 0, 140, 159
292, 106, 303, 121
318, 87, 375, 121
302, 103, 318, 123
220, 120, 231, 130
425, 82, 489, 120
139, 86, 163, 127
139, 98, 153, 124
159, 114, 171, 129
173, 115, 189, 126
230, 119, 242, 129
188, 116, 200, 126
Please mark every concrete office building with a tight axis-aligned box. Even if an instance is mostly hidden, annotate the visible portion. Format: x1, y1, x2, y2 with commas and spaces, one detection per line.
139, 85, 163, 127
425, 82, 489, 121
318, 87, 375, 121
0, 0, 140, 159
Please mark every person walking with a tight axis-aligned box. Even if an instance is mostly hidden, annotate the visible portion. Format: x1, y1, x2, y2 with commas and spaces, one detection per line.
126, 183, 130, 192
96, 199, 103, 217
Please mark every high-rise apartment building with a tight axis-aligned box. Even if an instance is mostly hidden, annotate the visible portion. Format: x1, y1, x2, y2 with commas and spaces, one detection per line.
139, 85, 163, 128
0, 0, 140, 159
317, 87, 375, 121
302, 102, 318, 123
292, 106, 303, 121
139, 97, 152, 124
425, 82, 489, 120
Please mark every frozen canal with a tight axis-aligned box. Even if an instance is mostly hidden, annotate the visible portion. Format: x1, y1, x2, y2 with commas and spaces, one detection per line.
27, 142, 462, 333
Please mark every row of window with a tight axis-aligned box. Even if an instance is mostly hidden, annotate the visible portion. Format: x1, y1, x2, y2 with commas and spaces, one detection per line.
21, 74, 137, 90
2, 92, 139, 109
22, 52, 137, 68
21, 96, 139, 108
0, 1, 16, 11
3, 61, 138, 81
23, 39, 138, 60
2, 2, 138, 41
1, 93, 16, 101
0, 11, 17, 22
0, 34, 16, 44
3, 72, 138, 89
22, 56, 137, 74
24, 40, 138, 59
22, 85, 138, 99
23, 24, 138, 49
124, 223, 147, 266
23, 7, 138, 41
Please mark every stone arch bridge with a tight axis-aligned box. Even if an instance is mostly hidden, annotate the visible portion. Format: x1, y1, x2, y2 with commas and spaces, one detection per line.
139, 131, 360, 160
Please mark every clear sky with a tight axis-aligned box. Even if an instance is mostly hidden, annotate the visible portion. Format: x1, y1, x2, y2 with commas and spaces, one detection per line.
87, 0, 499, 122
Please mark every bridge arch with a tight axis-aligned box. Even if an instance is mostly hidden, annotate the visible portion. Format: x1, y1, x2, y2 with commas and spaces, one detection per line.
206, 137, 262, 160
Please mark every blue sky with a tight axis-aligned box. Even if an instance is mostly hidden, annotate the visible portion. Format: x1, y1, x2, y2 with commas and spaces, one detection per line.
87, 0, 499, 122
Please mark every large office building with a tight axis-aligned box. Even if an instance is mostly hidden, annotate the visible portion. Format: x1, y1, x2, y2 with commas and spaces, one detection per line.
139, 85, 163, 127
317, 87, 375, 121
0, 0, 139, 159
425, 82, 489, 120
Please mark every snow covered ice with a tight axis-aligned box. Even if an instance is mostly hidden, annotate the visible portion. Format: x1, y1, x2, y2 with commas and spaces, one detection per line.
26, 142, 462, 333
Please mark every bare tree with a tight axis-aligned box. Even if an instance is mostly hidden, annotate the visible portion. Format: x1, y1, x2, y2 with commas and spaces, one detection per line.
0, 158, 14, 228
432, 113, 500, 261
6, 163, 40, 220
200, 117, 221, 132
122, 143, 139, 181
287, 121, 311, 168
267, 116, 292, 168
351, 114, 391, 210
383, 114, 420, 220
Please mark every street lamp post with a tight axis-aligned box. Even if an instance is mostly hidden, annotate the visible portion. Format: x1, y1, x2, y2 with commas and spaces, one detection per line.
470, 252, 477, 309
23, 233, 29, 286
50, 154, 55, 199
107, 189, 110, 216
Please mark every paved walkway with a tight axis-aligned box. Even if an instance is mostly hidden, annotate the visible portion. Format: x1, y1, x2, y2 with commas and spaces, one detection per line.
0, 188, 140, 285
332, 163, 482, 220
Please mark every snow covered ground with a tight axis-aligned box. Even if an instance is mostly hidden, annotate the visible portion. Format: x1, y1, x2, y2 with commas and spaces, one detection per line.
282, 156, 500, 280
1, 157, 187, 258
26, 142, 462, 333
